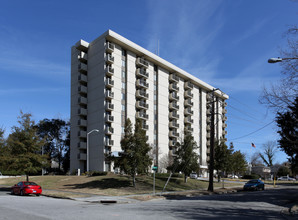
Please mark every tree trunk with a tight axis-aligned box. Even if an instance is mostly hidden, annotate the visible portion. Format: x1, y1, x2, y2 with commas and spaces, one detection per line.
26, 175, 29, 182
133, 174, 136, 188
184, 174, 188, 183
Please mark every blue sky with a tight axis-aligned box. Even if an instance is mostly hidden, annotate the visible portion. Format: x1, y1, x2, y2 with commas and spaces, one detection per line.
0, 0, 297, 164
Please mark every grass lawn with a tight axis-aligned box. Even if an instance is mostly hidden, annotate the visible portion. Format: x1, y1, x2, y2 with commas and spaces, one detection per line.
0, 173, 243, 196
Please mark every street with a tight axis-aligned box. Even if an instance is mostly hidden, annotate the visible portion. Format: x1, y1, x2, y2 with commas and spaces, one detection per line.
0, 185, 297, 219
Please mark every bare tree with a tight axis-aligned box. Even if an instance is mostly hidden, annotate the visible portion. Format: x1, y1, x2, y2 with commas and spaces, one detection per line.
260, 25, 298, 112
251, 152, 263, 166
259, 141, 278, 167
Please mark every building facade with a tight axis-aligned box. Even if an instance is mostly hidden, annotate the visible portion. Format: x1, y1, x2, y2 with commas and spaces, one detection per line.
70, 30, 228, 176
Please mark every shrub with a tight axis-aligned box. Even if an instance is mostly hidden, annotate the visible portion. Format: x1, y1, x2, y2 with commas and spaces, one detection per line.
242, 174, 260, 179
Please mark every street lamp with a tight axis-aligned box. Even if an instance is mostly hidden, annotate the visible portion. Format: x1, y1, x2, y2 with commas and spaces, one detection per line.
268, 57, 298, 63
87, 129, 99, 172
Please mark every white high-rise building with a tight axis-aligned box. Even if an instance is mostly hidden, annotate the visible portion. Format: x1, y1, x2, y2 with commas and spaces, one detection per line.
70, 30, 228, 176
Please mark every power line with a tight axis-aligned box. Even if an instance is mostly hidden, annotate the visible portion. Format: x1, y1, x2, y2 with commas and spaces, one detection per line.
230, 120, 275, 141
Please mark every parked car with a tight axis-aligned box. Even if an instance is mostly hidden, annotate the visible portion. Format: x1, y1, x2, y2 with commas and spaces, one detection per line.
11, 181, 42, 196
190, 172, 198, 179
277, 176, 296, 181
243, 179, 265, 191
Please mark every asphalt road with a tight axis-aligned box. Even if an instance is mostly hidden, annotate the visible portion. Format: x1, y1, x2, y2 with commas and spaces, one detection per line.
0, 185, 297, 220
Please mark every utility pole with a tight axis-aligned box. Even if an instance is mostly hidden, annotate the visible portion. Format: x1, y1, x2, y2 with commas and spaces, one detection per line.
208, 89, 216, 192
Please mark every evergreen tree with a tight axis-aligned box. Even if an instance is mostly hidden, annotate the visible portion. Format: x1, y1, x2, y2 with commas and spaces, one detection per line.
171, 131, 200, 183
115, 118, 152, 187
214, 139, 232, 180
6, 112, 48, 180
276, 97, 298, 175
231, 150, 247, 176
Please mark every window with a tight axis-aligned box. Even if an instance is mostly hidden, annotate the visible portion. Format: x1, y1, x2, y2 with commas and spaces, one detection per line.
122, 104, 125, 111
122, 60, 126, 67
121, 127, 125, 134
122, 70, 126, 78
122, 82, 126, 89
122, 93, 125, 100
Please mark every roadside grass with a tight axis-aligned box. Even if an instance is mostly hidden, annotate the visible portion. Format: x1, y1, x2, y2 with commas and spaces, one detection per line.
0, 173, 243, 196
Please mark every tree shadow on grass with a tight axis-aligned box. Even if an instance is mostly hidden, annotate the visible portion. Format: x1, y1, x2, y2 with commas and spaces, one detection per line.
63, 178, 132, 189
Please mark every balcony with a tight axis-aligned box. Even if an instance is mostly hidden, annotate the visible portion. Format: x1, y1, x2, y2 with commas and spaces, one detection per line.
105, 126, 114, 135
184, 117, 193, 124
75, 39, 89, 52
77, 153, 87, 160
106, 65, 114, 76
207, 140, 211, 146
78, 85, 87, 94
105, 115, 114, 123
106, 102, 114, 111
77, 142, 86, 149
169, 111, 179, 119
169, 92, 179, 101
105, 42, 115, 53
136, 101, 148, 109
105, 139, 114, 147
78, 74, 87, 83
106, 54, 114, 64
206, 125, 211, 131
136, 68, 149, 78
136, 90, 149, 99
207, 117, 211, 124
169, 73, 179, 82
222, 108, 227, 114
169, 130, 179, 138
184, 107, 193, 115
136, 79, 149, 89
223, 102, 227, 107
78, 63, 87, 73
207, 109, 212, 115
136, 57, 149, 68
169, 102, 179, 110
184, 81, 194, 89
77, 119, 87, 127
78, 97, 87, 105
222, 116, 227, 121
207, 133, 211, 138
136, 111, 149, 120
105, 90, 114, 99
223, 123, 227, 128
169, 121, 179, 128
169, 83, 179, 91
223, 130, 228, 135
142, 123, 149, 130
185, 126, 193, 132
78, 108, 87, 116
169, 140, 177, 147
78, 130, 87, 138
105, 78, 114, 88
78, 51, 87, 62
184, 89, 193, 98
184, 99, 193, 107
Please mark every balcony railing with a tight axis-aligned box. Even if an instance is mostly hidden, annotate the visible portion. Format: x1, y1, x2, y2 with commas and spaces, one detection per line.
106, 65, 114, 76
105, 42, 115, 53
184, 108, 193, 115
169, 140, 177, 147
136, 57, 149, 68
77, 119, 87, 127
105, 139, 114, 146
78, 51, 87, 62
142, 123, 149, 130
169, 130, 179, 137
78, 108, 87, 115
106, 54, 114, 64
136, 79, 149, 88
136, 101, 148, 109
78, 85, 87, 94
136, 111, 149, 120
184, 81, 194, 89
169, 92, 179, 100
77, 142, 86, 149
136, 89, 149, 99
105, 78, 114, 88
106, 102, 114, 111
78, 130, 87, 137
169, 111, 179, 119
136, 68, 149, 78
77, 153, 87, 160
169, 73, 179, 82
184, 99, 193, 107
169, 83, 179, 91
105, 126, 114, 135
184, 117, 193, 124
184, 89, 193, 98
105, 115, 114, 123
169, 102, 179, 110
169, 121, 179, 128
75, 39, 89, 52
222, 116, 227, 121
78, 74, 87, 83
78, 97, 87, 105
78, 63, 87, 73
105, 90, 114, 99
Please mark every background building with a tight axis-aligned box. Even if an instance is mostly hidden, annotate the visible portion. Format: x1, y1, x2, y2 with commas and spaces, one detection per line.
70, 30, 228, 176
